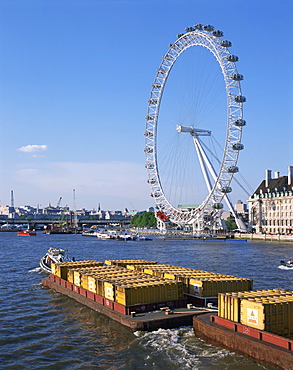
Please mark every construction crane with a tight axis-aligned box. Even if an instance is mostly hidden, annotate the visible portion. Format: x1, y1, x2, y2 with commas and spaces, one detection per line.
130, 202, 137, 213
57, 197, 62, 208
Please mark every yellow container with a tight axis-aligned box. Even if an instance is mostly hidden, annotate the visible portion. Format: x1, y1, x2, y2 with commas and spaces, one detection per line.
115, 287, 128, 306
73, 270, 83, 286
143, 268, 159, 276
105, 259, 157, 267
115, 285, 140, 306
95, 278, 104, 296
80, 273, 90, 290
67, 269, 76, 283
55, 264, 69, 280
104, 282, 115, 300
240, 299, 293, 337
87, 275, 98, 293
51, 263, 57, 276
219, 289, 293, 322
188, 276, 253, 297
53, 260, 103, 280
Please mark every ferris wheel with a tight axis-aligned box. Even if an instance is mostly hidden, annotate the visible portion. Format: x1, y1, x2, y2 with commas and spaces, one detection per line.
145, 24, 246, 232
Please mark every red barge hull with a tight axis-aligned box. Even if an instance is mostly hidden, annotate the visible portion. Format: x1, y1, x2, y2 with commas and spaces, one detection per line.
193, 313, 293, 370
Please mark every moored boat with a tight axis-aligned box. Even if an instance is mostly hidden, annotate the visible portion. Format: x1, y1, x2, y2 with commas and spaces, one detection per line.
96, 229, 120, 239
17, 229, 36, 236
82, 230, 99, 237
40, 248, 68, 273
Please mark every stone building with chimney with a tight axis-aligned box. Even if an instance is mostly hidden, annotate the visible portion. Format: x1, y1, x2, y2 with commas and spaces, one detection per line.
248, 166, 293, 234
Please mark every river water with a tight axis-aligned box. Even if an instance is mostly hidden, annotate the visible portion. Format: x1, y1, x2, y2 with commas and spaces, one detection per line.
1, 232, 292, 369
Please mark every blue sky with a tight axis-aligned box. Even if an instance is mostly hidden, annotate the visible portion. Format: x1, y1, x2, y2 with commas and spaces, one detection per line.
0, 0, 292, 211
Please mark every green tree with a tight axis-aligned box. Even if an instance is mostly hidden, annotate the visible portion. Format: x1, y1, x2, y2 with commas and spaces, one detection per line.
225, 217, 237, 231
130, 212, 157, 228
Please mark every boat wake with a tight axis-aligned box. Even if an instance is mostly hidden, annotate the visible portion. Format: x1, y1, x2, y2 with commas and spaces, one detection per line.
278, 265, 293, 270
131, 326, 246, 369
28, 267, 42, 273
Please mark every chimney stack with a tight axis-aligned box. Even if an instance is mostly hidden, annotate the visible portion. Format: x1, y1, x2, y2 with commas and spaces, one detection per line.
274, 171, 280, 179
288, 166, 293, 186
265, 170, 272, 187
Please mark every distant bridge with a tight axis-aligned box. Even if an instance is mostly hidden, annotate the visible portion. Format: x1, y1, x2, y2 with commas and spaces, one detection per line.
0, 218, 131, 228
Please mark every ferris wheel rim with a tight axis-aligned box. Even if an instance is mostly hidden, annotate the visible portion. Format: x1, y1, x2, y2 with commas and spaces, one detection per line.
145, 25, 245, 225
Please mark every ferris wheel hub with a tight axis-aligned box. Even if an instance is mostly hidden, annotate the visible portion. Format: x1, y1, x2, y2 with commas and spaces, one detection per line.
176, 125, 211, 136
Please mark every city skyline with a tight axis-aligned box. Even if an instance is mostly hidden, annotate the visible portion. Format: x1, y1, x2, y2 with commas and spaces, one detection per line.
0, 0, 292, 211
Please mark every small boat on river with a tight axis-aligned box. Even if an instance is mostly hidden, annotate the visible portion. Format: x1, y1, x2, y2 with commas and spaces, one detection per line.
96, 229, 152, 241
82, 230, 99, 237
17, 229, 36, 236
280, 260, 293, 268
40, 248, 68, 273
96, 230, 116, 239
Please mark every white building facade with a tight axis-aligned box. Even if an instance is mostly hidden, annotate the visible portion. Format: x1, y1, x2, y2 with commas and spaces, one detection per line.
248, 166, 293, 234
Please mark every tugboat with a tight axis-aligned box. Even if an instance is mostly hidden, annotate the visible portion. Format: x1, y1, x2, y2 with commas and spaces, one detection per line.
40, 248, 68, 273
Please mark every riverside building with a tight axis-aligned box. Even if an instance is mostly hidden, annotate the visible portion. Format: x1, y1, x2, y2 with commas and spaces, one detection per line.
248, 166, 293, 234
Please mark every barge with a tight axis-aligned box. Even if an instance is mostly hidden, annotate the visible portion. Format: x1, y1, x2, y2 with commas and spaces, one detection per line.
42, 275, 208, 331
42, 258, 293, 368
41, 258, 250, 330
193, 313, 293, 370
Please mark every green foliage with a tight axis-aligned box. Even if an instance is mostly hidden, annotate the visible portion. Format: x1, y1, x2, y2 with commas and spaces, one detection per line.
130, 212, 157, 228
19, 215, 33, 221
225, 217, 237, 231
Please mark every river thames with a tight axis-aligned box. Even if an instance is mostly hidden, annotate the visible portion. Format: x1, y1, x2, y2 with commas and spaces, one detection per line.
2, 231, 292, 369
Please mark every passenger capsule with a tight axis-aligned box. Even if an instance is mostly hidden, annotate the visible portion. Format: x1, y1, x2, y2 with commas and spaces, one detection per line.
144, 147, 153, 153
152, 83, 161, 89
234, 95, 246, 103
145, 115, 154, 121
151, 192, 160, 198
227, 54, 239, 62
231, 73, 244, 81
234, 119, 246, 127
213, 203, 224, 209
232, 143, 244, 151
144, 131, 153, 137
169, 43, 179, 49
194, 24, 203, 30
220, 40, 232, 47
203, 214, 212, 222
227, 166, 239, 173
147, 179, 156, 184
185, 27, 194, 32
221, 186, 232, 193
177, 33, 184, 38
145, 163, 154, 169
212, 30, 224, 37
203, 24, 214, 31
148, 99, 157, 105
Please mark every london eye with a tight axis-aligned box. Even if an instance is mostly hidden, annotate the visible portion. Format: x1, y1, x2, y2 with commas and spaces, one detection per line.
145, 24, 246, 233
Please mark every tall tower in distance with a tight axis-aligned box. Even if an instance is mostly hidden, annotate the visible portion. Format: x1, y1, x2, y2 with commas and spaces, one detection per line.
8, 190, 15, 219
